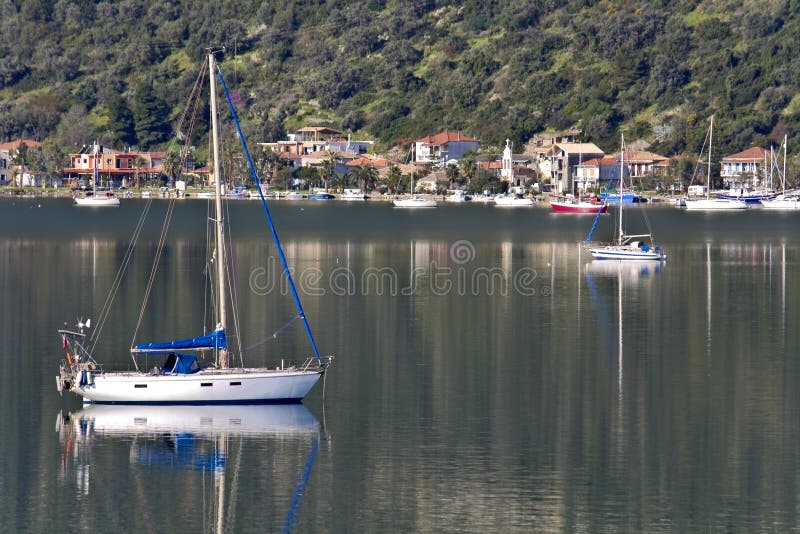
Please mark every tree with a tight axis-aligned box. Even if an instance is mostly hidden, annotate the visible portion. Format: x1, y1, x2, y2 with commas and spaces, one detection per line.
106, 96, 136, 147
132, 82, 171, 149
134, 155, 147, 189
459, 152, 477, 185
350, 164, 379, 193
318, 151, 338, 192
383, 165, 403, 194
38, 139, 67, 187
445, 162, 460, 188
162, 152, 182, 187
331, 171, 349, 193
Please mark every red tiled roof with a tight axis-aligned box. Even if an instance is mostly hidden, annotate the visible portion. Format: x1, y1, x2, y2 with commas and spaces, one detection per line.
417, 131, 478, 146
477, 161, 502, 169
721, 147, 769, 162
578, 158, 603, 166
346, 157, 392, 167
0, 139, 41, 151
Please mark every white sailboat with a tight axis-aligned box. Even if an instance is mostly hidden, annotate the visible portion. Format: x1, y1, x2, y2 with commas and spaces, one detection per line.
760, 135, 800, 209
57, 51, 332, 404
684, 117, 747, 211
587, 134, 666, 261
74, 143, 120, 207
393, 144, 437, 207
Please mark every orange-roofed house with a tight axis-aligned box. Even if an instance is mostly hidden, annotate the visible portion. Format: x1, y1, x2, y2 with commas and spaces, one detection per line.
0, 139, 41, 185
345, 156, 393, 170
721, 147, 770, 188
0, 139, 41, 152
415, 131, 479, 166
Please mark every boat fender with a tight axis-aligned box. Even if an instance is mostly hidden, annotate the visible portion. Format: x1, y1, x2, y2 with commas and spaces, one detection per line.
86, 371, 93, 386
66, 352, 72, 365
80, 370, 87, 387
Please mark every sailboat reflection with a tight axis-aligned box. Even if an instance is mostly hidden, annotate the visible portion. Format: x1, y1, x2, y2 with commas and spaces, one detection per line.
583, 258, 665, 280
56, 404, 322, 531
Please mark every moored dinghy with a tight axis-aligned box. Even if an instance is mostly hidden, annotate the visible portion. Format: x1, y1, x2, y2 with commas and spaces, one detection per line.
57, 50, 332, 404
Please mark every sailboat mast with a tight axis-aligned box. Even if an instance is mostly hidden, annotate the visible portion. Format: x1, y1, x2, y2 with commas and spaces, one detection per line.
618, 134, 624, 245
209, 51, 229, 368
783, 134, 787, 194
707, 116, 713, 201
93, 143, 99, 195
410, 143, 415, 195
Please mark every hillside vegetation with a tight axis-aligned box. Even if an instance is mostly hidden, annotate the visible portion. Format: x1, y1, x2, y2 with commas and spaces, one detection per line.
1, 0, 799, 166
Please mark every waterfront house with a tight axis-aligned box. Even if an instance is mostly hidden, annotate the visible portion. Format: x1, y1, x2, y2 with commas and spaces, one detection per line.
622, 150, 669, 178
63, 145, 170, 188
720, 147, 770, 189
260, 126, 374, 157
0, 139, 41, 155
546, 143, 605, 194
0, 139, 41, 185
415, 131, 479, 167
0, 150, 10, 185
302, 149, 360, 178
345, 156, 392, 171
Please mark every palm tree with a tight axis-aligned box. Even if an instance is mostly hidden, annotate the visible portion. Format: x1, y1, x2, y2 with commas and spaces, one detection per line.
162, 151, 184, 188
459, 153, 477, 186
350, 164, 379, 193
331, 171, 349, 193
134, 155, 147, 189
445, 162, 460, 188
319, 151, 338, 192
383, 166, 403, 194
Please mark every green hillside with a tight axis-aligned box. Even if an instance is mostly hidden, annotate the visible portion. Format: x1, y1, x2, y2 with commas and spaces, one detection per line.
1, 0, 798, 164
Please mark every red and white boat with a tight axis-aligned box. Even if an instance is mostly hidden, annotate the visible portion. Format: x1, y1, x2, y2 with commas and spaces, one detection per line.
550, 195, 608, 214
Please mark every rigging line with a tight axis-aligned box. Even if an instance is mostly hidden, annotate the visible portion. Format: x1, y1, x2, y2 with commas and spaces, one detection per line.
203, 200, 212, 337
243, 314, 302, 351
584, 180, 612, 243
89, 198, 153, 352
223, 197, 244, 366
130, 198, 177, 361
215, 61, 323, 361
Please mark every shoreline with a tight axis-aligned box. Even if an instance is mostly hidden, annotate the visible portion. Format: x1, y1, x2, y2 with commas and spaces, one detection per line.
0, 187, 684, 204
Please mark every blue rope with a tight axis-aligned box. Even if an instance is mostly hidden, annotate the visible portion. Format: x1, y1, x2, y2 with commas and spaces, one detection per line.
215, 64, 322, 361
584, 181, 612, 244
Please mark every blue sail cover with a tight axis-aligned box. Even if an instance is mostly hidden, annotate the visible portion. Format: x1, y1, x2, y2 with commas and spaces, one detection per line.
134, 329, 226, 352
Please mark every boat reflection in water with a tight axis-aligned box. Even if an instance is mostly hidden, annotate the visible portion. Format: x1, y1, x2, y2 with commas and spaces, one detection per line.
56, 404, 322, 532
584, 258, 665, 280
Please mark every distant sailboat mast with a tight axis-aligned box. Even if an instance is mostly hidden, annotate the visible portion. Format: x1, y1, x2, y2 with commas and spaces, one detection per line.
617, 134, 624, 246
209, 51, 228, 369
707, 117, 713, 200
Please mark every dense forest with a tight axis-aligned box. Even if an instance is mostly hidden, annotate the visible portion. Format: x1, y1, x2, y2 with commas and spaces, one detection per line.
1, 0, 799, 172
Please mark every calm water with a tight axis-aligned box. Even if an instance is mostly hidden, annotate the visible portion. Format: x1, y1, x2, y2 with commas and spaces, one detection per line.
2, 197, 800, 532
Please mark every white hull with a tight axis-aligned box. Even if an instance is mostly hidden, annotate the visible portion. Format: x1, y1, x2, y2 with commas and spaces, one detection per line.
589, 245, 666, 261
393, 197, 437, 207
71, 367, 323, 404
760, 198, 800, 210
494, 197, 534, 206
683, 198, 747, 210
69, 403, 320, 436
74, 196, 120, 206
